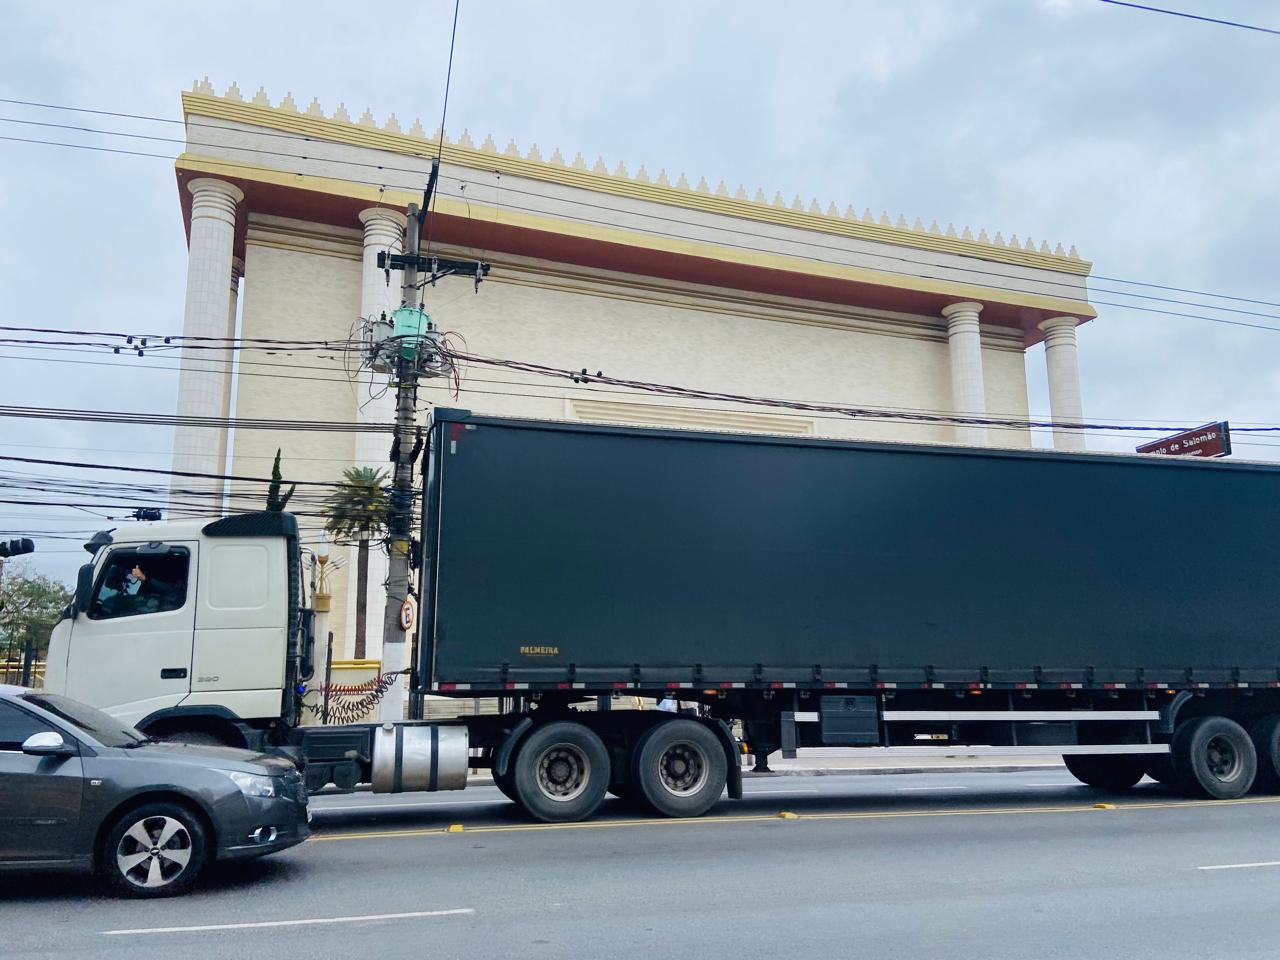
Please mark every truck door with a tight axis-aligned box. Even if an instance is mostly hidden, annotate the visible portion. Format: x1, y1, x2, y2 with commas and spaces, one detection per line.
64, 543, 197, 727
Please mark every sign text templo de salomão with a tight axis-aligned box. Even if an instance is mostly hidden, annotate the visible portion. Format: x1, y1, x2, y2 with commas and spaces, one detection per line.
1136, 421, 1231, 458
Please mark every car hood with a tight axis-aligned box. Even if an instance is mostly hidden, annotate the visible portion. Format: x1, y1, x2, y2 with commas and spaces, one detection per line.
120, 741, 298, 776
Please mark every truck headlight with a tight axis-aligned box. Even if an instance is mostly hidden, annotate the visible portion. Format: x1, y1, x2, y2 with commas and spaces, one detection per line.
224, 770, 278, 798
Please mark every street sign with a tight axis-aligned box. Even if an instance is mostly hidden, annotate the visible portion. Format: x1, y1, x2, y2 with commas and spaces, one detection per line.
1136, 421, 1231, 458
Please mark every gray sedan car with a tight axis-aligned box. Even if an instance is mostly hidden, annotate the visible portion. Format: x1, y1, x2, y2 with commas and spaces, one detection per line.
0, 685, 308, 897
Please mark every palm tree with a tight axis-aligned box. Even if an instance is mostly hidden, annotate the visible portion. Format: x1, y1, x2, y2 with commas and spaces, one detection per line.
323, 467, 389, 659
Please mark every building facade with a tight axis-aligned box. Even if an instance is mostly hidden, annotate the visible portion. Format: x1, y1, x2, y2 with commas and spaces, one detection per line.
170, 79, 1096, 662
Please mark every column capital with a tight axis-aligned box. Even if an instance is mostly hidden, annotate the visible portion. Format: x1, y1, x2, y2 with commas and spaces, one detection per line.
187, 177, 244, 204
941, 301, 983, 325
359, 206, 408, 248
187, 178, 243, 226
1038, 314, 1080, 332
359, 206, 408, 229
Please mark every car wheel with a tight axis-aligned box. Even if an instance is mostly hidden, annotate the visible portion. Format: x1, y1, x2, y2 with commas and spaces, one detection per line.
102, 802, 209, 898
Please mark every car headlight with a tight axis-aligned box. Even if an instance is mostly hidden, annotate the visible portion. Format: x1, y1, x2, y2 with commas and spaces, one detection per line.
224, 770, 278, 798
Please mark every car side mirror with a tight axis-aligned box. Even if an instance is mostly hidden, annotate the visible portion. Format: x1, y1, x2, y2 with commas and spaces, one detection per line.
74, 563, 95, 614
22, 731, 77, 758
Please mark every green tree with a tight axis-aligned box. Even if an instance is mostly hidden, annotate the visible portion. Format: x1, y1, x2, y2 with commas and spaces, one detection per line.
265, 448, 296, 512
323, 467, 389, 659
0, 565, 72, 682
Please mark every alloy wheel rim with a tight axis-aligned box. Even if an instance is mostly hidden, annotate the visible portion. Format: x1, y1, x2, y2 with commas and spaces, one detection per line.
115, 815, 193, 888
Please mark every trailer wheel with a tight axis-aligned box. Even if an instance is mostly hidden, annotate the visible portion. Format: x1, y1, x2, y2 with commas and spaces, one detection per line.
1246, 714, 1280, 794
1063, 754, 1145, 790
633, 719, 727, 818
1171, 715, 1256, 800
511, 722, 610, 823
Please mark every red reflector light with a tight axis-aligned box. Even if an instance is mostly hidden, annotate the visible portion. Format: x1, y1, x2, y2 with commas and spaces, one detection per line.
613, 682, 629, 689
769, 682, 784, 689
556, 683, 571, 690
665, 682, 681, 689
720, 682, 734, 689
439, 683, 457, 692
504, 683, 517, 690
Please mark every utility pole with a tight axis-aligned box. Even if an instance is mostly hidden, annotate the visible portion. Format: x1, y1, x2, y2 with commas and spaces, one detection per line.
374, 171, 489, 722
376, 203, 423, 722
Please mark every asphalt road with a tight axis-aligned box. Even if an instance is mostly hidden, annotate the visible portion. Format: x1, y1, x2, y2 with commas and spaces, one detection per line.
6, 770, 1280, 960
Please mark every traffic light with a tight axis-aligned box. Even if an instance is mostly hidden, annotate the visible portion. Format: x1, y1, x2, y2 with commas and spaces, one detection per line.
0, 538, 35, 558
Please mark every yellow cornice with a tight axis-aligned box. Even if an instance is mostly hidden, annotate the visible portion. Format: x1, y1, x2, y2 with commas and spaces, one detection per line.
177, 153, 1096, 321
181, 90, 1092, 277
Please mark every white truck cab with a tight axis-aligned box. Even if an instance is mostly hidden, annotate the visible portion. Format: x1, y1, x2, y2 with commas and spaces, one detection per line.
44, 513, 309, 746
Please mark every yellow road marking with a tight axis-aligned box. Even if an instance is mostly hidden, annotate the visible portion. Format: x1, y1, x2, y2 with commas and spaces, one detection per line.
308, 794, 1280, 844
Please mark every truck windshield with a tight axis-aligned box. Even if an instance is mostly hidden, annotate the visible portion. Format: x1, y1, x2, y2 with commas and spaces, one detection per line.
20, 692, 147, 748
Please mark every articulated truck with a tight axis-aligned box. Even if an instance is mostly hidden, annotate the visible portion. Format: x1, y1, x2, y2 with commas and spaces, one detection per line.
43, 409, 1280, 821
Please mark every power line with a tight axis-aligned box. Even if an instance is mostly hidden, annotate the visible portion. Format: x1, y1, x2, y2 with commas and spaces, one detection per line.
4, 116, 1280, 331
1097, 0, 1280, 37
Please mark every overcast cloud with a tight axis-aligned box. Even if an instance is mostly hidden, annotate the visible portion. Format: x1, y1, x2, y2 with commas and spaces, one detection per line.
2, 0, 1278, 582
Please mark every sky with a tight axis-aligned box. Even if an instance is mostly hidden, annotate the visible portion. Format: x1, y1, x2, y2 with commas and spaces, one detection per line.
1, 0, 1278, 584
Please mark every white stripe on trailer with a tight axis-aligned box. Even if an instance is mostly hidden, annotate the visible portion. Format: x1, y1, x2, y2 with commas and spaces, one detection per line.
794, 712, 820, 722
882, 710, 1159, 722
791, 744, 1167, 757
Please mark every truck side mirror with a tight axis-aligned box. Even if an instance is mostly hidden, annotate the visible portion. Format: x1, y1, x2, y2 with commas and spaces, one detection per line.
74, 563, 95, 614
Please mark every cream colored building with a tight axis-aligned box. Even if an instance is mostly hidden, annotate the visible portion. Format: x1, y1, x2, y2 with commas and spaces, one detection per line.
169, 79, 1096, 663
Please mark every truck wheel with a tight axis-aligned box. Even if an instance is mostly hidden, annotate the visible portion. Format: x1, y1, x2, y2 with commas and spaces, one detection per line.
493, 763, 520, 805
101, 802, 209, 898
1171, 715, 1257, 799
633, 719, 728, 818
1247, 714, 1280, 793
511, 722, 610, 823
153, 728, 235, 748
1062, 754, 1145, 790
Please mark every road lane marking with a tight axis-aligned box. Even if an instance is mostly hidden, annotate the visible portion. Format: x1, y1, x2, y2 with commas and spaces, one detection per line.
1196, 860, 1280, 872
102, 908, 475, 936
897, 786, 967, 792
745, 787, 821, 794
309, 794, 1280, 843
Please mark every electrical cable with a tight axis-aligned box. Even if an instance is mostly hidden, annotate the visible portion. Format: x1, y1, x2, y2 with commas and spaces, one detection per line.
4, 121, 1279, 331
1096, 0, 1280, 36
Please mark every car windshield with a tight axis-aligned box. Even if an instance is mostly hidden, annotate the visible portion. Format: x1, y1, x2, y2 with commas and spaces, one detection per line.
20, 692, 147, 748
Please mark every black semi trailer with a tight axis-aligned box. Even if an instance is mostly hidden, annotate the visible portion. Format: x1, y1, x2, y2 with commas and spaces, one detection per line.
391, 409, 1280, 820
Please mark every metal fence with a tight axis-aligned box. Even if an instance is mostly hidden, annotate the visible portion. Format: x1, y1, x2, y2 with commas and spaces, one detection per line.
0, 658, 44, 688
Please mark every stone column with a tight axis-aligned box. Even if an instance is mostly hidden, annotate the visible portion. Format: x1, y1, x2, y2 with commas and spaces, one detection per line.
344, 207, 407, 660
941, 301, 988, 446
171, 178, 243, 509
1038, 316, 1085, 451
210, 256, 244, 513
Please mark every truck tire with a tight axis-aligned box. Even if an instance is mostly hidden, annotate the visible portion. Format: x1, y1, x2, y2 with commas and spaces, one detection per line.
101, 801, 209, 898
1171, 715, 1257, 799
511, 722, 610, 823
633, 719, 728, 818
1247, 714, 1280, 793
493, 763, 520, 805
1062, 754, 1145, 790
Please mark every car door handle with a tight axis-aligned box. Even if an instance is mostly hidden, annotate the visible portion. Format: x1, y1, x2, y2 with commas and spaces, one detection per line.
160, 668, 188, 679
